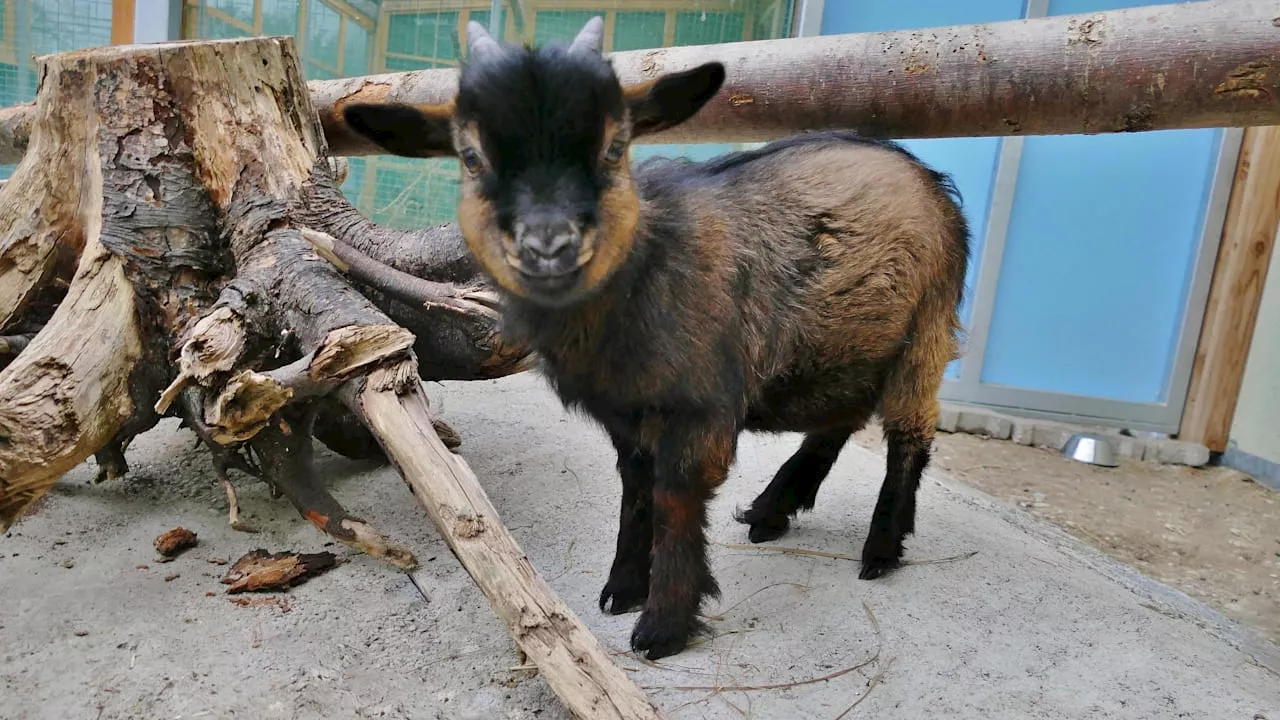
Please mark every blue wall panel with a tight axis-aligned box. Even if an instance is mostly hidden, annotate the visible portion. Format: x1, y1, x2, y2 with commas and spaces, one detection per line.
978, 0, 1218, 403
820, 0, 1027, 379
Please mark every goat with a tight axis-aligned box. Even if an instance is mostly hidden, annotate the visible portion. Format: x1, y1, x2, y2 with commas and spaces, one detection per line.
342, 17, 970, 660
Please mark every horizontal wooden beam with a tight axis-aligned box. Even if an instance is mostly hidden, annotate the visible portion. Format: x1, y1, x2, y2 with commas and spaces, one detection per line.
1179, 125, 1280, 451
2, 0, 1280, 164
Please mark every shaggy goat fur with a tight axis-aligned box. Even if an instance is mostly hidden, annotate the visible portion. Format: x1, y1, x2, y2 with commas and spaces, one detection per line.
342, 17, 969, 660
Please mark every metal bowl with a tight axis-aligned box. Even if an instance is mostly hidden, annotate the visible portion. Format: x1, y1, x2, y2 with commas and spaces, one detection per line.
1061, 432, 1119, 467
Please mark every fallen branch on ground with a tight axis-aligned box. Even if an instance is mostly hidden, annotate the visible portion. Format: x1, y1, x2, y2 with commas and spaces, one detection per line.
651, 602, 885, 694
715, 541, 979, 567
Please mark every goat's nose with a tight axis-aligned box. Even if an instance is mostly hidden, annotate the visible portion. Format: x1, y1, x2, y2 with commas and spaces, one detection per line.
514, 215, 581, 278
516, 217, 578, 259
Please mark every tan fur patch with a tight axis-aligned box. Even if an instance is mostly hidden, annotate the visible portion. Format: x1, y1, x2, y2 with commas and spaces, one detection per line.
580, 164, 640, 292
621, 79, 657, 106
457, 186, 525, 296
412, 101, 456, 121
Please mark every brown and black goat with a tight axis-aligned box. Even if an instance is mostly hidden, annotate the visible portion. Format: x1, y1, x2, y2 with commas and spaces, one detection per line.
342, 17, 970, 660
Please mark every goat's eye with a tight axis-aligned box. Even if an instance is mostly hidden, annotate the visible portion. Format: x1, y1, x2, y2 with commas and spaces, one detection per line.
604, 138, 627, 164
460, 148, 484, 175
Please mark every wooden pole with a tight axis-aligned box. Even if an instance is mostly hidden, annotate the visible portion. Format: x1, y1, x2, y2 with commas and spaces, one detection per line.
1178, 126, 1280, 451
348, 369, 665, 720
111, 0, 136, 45
2, 0, 1280, 164
251, 0, 1280, 156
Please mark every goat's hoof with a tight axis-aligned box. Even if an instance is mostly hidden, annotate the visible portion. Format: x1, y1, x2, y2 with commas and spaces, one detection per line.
599, 577, 648, 615
746, 515, 790, 543
859, 535, 904, 580
630, 610, 697, 661
857, 558, 901, 580
734, 505, 792, 543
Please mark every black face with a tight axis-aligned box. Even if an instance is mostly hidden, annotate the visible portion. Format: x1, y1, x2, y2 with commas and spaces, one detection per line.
340, 17, 726, 306
455, 43, 625, 291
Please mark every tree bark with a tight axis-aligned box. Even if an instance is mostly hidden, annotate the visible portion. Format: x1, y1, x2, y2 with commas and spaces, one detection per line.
0, 36, 660, 720
0, 0, 1276, 167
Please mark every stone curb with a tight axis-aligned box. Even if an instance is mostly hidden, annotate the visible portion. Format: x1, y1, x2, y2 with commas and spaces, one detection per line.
937, 403, 1211, 467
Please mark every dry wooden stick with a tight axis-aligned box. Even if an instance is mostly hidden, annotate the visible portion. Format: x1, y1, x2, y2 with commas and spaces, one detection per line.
829, 655, 890, 717
654, 602, 883, 694
715, 541, 856, 560
300, 228, 501, 320
701, 582, 809, 622
347, 362, 665, 720
715, 541, 978, 567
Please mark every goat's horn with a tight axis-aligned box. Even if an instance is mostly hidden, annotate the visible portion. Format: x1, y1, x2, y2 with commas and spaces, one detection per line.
570, 16, 605, 55
466, 20, 502, 63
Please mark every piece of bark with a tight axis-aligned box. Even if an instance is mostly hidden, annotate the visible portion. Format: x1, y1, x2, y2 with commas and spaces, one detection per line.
220, 548, 338, 594
153, 527, 198, 557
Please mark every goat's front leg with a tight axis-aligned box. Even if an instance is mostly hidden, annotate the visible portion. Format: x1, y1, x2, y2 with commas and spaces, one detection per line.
630, 420, 737, 660
600, 434, 654, 615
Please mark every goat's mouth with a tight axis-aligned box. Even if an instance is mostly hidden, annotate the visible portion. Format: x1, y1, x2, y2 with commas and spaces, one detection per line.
505, 249, 594, 277
502, 239, 595, 292
500, 248, 593, 305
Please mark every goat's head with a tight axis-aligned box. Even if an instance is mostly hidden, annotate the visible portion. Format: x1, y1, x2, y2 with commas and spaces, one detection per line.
342, 17, 725, 306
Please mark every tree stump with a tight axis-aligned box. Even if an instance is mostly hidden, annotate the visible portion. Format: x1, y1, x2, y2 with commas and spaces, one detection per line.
0, 37, 661, 720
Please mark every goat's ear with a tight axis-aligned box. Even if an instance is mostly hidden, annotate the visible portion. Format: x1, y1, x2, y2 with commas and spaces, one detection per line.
341, 102, 457, 158
624, 62, 725, 138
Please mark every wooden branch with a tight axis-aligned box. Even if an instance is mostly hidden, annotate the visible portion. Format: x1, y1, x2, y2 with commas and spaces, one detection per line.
312, 1, 1280, 151
5, 2, 1280, 166
1179, 125, 1280, 450
295, 187, 536, 381
110, 0, 135, 45
347, 363, 665, 720
0, 237, 143, 531
0, 60, 99, 329
155, 307, 248, 415
300, 228, 502, 320
0, 103, 32, 168
249, 405, 417, 571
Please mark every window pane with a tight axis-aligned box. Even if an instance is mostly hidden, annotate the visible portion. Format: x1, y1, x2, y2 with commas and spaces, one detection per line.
383, 55, 448, 72
673, 11, 744, 46
208, 0, 255, 25
533, 10, 596, 46
262, 0, 298, 36
613, 12, 665, 52
343, 20, 370, 76
387, 11, 458, 61
306, 1, 341, 68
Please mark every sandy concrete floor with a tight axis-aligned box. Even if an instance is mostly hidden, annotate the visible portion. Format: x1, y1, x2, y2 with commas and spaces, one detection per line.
2, 373, 1278, 719
865, 427, 1280, 647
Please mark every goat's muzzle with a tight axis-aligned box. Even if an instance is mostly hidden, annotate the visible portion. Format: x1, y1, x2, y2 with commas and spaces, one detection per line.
507, 214, 596, 295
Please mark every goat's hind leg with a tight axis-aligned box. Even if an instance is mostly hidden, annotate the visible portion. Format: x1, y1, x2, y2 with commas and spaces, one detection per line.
735, 426, 854, 542
860, 305, 951, 579
859, 421, 933, 579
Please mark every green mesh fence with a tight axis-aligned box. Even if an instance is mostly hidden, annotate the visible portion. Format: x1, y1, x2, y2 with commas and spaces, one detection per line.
0, 0, 115, 179
187, 0, 795, 228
